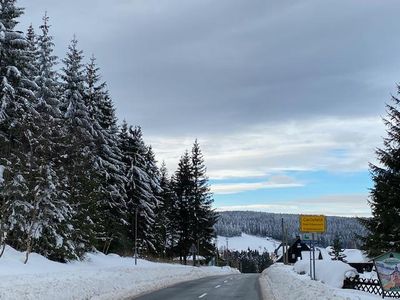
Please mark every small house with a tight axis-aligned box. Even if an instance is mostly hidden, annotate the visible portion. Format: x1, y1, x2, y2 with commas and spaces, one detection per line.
275, 237, 312, 264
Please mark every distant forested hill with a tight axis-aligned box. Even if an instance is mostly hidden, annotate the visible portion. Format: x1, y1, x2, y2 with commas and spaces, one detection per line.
215, 211, 367, 248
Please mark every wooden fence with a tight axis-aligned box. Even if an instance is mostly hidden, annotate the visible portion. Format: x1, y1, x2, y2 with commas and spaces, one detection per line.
343, 276, 400, 298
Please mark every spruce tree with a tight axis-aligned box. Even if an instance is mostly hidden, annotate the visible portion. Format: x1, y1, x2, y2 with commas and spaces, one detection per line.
119, 123, 157, 253
0, 0, 40, 255
60, 37, 100, 258
26, 14, 76, 262
84, 56, 127, 254
144, 146, 162, 254
190, 140, 218, 260
35, 13, 61, 117
155, 162, 177, 258
362, 90, 400, 256
25, 24, 39, 84
329, 234, 346, 261
172, 150, 193, 264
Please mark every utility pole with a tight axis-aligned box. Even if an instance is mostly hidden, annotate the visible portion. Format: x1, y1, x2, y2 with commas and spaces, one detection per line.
285, 227, 289, 264
215, 246, 219, 266
281, 218, 286, 264
134, 207, 138, 266
226, 237, 229, 266
197, 238, 200, 265
312, 233, 316, 280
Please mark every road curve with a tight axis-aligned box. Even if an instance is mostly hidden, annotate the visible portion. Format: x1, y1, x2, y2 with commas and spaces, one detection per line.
131, 273, 262, 300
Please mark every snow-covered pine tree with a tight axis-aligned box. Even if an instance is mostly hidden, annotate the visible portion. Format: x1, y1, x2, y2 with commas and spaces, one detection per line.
24, 14, 77, 263
0, 0, 42, 256
84, 56, 128, 254
154, 162, 177, 258
85, 56, 116, 130
60, 37, 100, 258
144, 146, 162, 254
119, 123, 157, 253
35, 13, 61, 117
361, 88, 400, 256
25, 24, 39, 84
190, 140, 218, 261
329, 234, 347, 261
172, 150, 193, 264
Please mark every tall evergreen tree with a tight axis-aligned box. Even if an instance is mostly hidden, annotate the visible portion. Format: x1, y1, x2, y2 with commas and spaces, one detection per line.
35, 13, 61, 117
25, 14, 76, 263
361, 90, 400, 256
190, 140, 218, 260
84, 56, 127, 254
172, 142, 218, 264
144, 146, 162, 254
0, 0, 41, 256
119, 123, 157, 253
25, 24, 38, 84
172, 150, 193, 264
154, 162, 177, 257
60, 37, 100, 258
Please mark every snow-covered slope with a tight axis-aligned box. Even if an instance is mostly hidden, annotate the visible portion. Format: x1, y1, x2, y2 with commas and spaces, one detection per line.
217, 233, 279, 252
0, 245, 238, 299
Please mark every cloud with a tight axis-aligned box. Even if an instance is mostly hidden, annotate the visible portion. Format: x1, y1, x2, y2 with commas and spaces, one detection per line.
211, 175, 303, 194
148, 116, 384, 178
18, 0, 400, 137
215, 194, 371, 217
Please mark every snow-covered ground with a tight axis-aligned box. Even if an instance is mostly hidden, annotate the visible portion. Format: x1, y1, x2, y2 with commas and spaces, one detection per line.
260, 263, 381, 300
293, 259, 357, 288
217, 233, 279, 252
0, 245, 238, 300
343, 248, 369, 263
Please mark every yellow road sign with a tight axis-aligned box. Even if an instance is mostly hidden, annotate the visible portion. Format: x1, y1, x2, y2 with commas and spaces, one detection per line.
299, 215, 326, 233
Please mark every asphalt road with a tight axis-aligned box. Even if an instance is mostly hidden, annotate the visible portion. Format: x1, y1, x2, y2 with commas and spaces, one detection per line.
132, 273, 262, 300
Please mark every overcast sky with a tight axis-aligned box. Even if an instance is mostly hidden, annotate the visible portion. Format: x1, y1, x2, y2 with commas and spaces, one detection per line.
18, 0, 400, 216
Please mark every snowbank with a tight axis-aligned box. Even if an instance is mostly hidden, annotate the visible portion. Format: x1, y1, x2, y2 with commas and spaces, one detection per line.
294, 259, 357, 288
260, 263, 381, 300
343, 248, 369, 263
0, 245, 238, 300
324, 247, 369, 263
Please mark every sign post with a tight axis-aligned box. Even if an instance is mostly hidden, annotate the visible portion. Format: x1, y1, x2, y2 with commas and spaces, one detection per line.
299, 215, 326, 280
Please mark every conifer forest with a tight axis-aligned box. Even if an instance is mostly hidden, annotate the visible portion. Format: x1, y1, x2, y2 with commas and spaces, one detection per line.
0, 0, 217, 263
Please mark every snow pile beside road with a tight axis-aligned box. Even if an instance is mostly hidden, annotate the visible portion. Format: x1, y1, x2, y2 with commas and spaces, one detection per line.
0, 245, 238, 300
294, 259, 357, 288
260, 263, 380, 300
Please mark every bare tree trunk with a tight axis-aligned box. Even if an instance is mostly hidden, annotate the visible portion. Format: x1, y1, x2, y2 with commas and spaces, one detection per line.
0, 228, 5, 258
105, 236, 113, 255
102, 239, 107, 253
0, 241, 5, 257
24, 140, 37, 265
24, 237, 32, 264
0, 216, 8, 258
0, 204, 8, 258
24, 200, 39, 265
